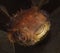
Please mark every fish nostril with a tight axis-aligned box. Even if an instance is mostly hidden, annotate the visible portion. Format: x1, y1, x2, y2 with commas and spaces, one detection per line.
26, 39, 31, 43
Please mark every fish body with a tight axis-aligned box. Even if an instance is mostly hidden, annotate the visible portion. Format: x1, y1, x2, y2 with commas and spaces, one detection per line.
0, 0, 50, 46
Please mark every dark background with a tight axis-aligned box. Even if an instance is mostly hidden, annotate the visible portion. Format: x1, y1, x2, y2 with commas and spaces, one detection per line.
0, 0, 60, 13
0, 0, 60, 53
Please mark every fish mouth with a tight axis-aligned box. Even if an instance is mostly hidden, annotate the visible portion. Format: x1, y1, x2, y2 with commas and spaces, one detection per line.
33, 21, 51, 43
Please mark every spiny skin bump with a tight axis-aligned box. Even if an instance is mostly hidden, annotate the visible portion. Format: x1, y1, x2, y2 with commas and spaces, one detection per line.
7, 7, 50, 46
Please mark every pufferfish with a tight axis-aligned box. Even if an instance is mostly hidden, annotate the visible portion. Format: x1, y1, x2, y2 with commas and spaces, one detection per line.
0, 0, 50, 46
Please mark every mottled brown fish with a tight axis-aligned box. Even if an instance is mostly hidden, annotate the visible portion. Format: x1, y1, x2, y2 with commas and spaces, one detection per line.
0, 0, 50, 46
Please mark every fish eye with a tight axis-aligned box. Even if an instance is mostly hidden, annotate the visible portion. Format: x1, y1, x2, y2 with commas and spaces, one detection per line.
13, 31, 20, 39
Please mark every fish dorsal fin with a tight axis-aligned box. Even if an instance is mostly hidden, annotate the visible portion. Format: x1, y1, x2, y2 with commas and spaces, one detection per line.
0, 5, 12, 20
31, 0, 49, 8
